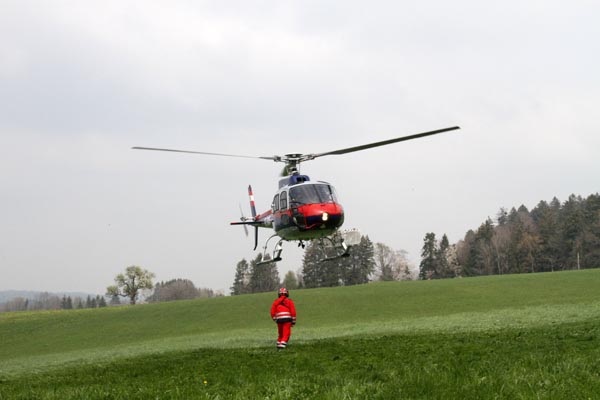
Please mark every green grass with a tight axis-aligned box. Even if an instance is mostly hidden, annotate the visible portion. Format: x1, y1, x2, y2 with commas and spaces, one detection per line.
1, 270, 600, 399
2, 321, 599, 399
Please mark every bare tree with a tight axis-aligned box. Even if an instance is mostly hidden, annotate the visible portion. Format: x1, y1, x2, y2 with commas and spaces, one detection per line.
374, 243, 396, 281
2, 297, 29, 312
374, 243, 414, 281
395, 249, 416, 280
492, 224, 511, 274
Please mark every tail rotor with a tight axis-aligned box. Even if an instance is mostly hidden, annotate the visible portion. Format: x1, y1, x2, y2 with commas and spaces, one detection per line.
248, 185, 259, 250
231, 184, 264, 251
238, 204, 249, 237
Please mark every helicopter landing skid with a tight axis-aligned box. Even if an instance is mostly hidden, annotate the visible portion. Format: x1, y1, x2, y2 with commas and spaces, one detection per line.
321, 251, 351, 262
257, 235, 284, 265
319, 236, 351, 262
257, 235, 350, 265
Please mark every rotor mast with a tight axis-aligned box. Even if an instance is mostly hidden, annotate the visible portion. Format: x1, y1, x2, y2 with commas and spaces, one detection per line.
280, 154, 304, 175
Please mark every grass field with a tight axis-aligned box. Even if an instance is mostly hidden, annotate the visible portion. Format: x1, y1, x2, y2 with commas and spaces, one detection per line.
1, 270, 600, 399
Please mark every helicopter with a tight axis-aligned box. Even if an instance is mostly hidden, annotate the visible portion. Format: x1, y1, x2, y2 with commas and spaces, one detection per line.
133, 126, 460, 264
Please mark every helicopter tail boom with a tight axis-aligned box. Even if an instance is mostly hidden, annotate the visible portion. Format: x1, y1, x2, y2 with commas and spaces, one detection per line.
231, 185, 273, 250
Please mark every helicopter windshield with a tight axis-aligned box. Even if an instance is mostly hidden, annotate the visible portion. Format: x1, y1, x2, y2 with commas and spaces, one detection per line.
289, 184, 338, 206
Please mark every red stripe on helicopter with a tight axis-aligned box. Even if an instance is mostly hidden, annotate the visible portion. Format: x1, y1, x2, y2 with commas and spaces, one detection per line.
297, 203, 343, 216
255, 209, 273, 221
274, 203, 343, 217
247, 185, 258, 218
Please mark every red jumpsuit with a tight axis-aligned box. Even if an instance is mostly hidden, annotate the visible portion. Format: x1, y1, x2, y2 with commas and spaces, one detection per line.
270, 296, 296, 348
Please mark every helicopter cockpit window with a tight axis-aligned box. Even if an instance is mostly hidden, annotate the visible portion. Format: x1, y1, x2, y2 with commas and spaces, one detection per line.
280, 191, 288, 210
272, 194, 280, 212
289, 184, 338, 205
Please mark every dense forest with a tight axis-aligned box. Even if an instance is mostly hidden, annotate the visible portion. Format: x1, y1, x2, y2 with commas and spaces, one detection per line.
420, 193, 600, 278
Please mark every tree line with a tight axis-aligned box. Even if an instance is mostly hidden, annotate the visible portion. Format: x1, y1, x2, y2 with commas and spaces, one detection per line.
2, 267, 222, 313
0, 293, 108, 313
231, 234, 416, 295
419, 193, 600, 278
12, 192, 589, 311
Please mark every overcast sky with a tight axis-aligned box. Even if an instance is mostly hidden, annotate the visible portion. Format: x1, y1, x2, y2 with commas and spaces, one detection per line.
1, 1, 599, 295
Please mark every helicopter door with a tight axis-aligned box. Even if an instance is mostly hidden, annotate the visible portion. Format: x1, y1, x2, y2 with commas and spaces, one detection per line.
279, 191, 288, 210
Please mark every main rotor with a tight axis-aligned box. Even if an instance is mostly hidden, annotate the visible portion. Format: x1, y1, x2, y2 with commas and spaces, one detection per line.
132, 126, 460, 173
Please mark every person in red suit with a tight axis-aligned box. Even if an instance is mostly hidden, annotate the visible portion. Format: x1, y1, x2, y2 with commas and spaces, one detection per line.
270, 287, 296, 349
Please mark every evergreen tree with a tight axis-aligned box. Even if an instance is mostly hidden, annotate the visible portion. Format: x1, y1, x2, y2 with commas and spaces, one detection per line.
497, 207, 508, 226
282, 270, 299, 289
456, 230, 476, 276
531, 200, 557, 271
302, 241, 327, 288
558, 195, 584, 269
436, 234, 451, 278
320, 259, 342, 287
61, 295, 69, 309
339, 235, 374, 285
301, 234, 375, 288
419, 232, 438, 279
249, 253, 280, 293
231, 259, 250, 295
580, 194, 600, 267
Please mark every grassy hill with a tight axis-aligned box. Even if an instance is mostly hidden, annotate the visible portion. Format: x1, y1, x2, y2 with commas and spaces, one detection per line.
1, 270, 600, 399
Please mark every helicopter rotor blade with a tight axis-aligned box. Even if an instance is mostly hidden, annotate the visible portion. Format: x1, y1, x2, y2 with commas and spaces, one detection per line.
133, 126, 459, 168
310, 126, 460, 159
132, 146, 278, 161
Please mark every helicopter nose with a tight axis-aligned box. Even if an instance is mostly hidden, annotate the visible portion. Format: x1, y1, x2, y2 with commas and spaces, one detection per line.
293, 203, 344, 229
